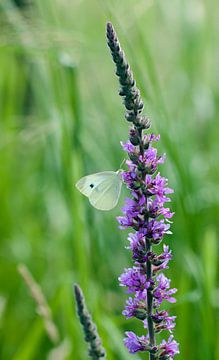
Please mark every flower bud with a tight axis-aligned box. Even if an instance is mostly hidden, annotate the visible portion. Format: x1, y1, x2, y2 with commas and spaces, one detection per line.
139, 115, 151, 129
129, 128, 140, 145
125, 111, 136, 122
129, 153, 139, 164
133, 308, 147, 320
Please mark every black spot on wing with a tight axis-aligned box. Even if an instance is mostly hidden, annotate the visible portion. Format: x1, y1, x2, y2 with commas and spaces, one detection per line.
90, 184, 94, 188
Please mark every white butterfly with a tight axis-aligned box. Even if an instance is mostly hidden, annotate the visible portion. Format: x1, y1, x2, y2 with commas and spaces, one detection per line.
76, 170, 123, 211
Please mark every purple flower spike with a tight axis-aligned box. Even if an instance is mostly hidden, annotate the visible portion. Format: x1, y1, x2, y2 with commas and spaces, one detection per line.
106, 22, 179, 359
118, 124, 179, 358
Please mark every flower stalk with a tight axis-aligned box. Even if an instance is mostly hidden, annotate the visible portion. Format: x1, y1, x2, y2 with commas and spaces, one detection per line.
146, 237, 156, 360
106, 22, 179, 359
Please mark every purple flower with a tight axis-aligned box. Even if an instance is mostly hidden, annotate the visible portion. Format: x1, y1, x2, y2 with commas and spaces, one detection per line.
138, 148, 165, 174
147, 197, 174, 219
152, 261, 169, 274
153, 311, 176, 333
143, 133, 160, 144
146, 219, 171, 244
151, 309, 169, 322
153, 274, 177, 305
147, 245, 172, 273
148, 245, 172, 265
144, 314, 176, 333
162, 316, 176, 332
146, 173, 173, 205
158, 335, 180, 359
121, 172, 138, 190
121, 196, 146, 217
125, 160, 137, 172
124, 332, 150, 353
157, 245, 172, 262
117, 214, 134, 228
117, 195, 149, 230
123, 290, 147, 319
127, 231, 147, 263
121, 141, 136, 153
119, 267, 150, 293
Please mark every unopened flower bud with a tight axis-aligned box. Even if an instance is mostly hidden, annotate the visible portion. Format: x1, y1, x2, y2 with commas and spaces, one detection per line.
150, 346, 158, 354
125, 112, 136, 122
139, 115, 151, 129
129, 128, 140, 145
129, 153, 139, 163
134, 308, 147, 320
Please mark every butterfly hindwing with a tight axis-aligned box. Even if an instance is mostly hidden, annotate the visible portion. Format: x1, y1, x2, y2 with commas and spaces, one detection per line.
89, 172, 122, 211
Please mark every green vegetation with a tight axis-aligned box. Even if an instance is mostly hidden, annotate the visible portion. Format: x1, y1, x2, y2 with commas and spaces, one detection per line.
0, 1, 218, 359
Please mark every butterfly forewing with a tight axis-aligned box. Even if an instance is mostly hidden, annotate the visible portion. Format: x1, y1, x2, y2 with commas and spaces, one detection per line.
76, 171, 116, 197
89, 172, 122, 211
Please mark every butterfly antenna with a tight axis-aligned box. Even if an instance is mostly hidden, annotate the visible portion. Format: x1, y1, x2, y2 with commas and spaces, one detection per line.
118, 158, 126, 171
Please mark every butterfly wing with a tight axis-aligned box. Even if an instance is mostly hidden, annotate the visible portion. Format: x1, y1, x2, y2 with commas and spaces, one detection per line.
89, 172, 122, 211
75, 171, 117, 197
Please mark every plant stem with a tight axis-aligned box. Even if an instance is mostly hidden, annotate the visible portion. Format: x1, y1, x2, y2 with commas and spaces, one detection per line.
138, 128, 156, 359
146, 240, 156, 359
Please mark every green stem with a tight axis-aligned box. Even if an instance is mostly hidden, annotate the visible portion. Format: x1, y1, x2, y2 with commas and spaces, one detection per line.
146, 239, 156, 360
138, 127, 156, 359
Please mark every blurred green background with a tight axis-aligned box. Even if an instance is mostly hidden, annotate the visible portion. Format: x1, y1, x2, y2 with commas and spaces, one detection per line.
0, 0, 219, 359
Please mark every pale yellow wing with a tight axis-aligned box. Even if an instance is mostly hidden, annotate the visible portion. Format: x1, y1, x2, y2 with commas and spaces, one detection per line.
89, 172, 122, 211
